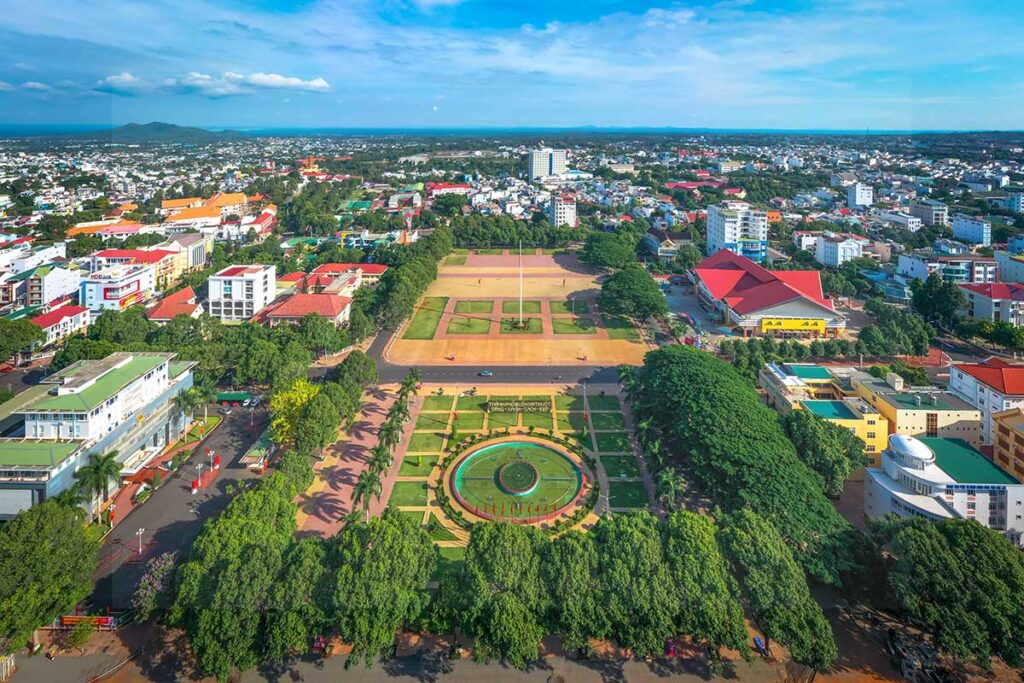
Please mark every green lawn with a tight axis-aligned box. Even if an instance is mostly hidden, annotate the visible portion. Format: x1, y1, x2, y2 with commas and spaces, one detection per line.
588, 395, 622, 411
398, 510, 425, 528
447, 316, 492, 334
502, 300, 542, 314
446, 254, 467, 266
389, 481, 429, 507
595, 431, 633, 453
407, 432, 446, 453
603, 314, 640, 340
500, 318, 543, 334
488, 412, 519, 429
454, 300, 494, 314
452, 248, 470, 254
488, 395, 520, 403
427, 513, 459, 541
452, 411, 485, 431
398, 456, 437, 477
414, 412, 450, 430
555, 412, 587, 433
555, 395, 585, 411
601, 455, 641, 479
608, 481, 649, 508
403, 297, 449, 340
591, 412, 627, 430
523, 412, 554, 429
552, 317, 597, 334
550, 300, 590, 314
456, 395, 488, 411
431, 546, 465, 582
477, 248, 506, 255
422, 395, 454, 412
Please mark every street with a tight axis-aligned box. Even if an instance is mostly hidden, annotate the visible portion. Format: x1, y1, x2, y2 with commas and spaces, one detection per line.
88, 406, 268, 610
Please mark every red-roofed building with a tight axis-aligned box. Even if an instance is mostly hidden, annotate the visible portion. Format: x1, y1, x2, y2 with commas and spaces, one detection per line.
950, 357, 1024, 444
30, 305, 89, 347
958, 282, 1024, 326
692, 250, 844, 338
146, 287, 203, 324
93, 249, 179, 288
264, 293, 352, 327
426, 182, 472, 197
312, 262, 388, 285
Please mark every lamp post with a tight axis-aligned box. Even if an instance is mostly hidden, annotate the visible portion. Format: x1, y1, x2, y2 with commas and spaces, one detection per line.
136, 527, 145, 556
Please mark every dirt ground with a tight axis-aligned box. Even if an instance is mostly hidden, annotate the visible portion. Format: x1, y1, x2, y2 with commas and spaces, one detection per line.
388, 252, 651, 366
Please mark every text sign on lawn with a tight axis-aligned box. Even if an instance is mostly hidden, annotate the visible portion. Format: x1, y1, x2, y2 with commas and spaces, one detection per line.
487, 401, 551, 413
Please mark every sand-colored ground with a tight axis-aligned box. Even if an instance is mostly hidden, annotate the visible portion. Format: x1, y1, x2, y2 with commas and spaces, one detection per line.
388, 252, 651, 365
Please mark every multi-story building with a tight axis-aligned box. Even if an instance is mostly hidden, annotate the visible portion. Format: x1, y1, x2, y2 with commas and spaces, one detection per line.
547, 195, 577, 227
896, 253, 997, 283
948, 358, 1024, 445
865, 434, 1023, 545
958, 283, 1024, 326
994, 188, 1024, 214
847, 182, 873, 208
207, 264, 276, 321
92, 249, 180, 289
792, 231, 820, 252
29, 305, 90, 347
158, 233, 213, 272
878, 211, 923, 232
992, 407, 1024, 482
951, 214, 992, 246
2, 264, 80, 307
909, 198, 949, 227
850, 371, 981, 446
706, 201, 768, 263
0, 352, 195, 518
79, 264, 156, 312
6, 243, 66, 274
815, 234, 862, 268
716, 160, 744, 174
527, 148, 567, 182
643, 228, 690, 262
311, 263, 389, 286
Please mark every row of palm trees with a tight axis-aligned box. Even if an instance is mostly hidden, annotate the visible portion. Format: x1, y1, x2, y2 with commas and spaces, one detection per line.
350, 368, 421, 522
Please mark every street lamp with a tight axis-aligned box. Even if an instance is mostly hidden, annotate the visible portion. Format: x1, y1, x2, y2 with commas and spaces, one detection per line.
136, 527, 146, 556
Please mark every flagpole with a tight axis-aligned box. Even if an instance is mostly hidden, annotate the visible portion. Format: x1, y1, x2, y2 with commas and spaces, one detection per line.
519, 239, 524, 326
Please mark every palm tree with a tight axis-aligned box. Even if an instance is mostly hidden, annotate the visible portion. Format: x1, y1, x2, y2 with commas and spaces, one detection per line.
173, 388, 203, 434
74, 451, 121, 523
387, 397, 410, 425
398, 369, 422, 402
618, 364, 638, 403
351, 469, 382, 523
656, 468, 686, 512
193, 384, 217, 423
367, 445, 393, 476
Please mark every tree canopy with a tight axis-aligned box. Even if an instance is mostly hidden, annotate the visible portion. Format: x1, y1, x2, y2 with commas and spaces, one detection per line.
599, 264, 668, 321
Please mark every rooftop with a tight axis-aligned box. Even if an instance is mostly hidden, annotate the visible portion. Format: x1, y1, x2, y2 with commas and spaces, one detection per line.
803, 400, 856, 420
25, 353, 170, 413
0, 440, 81, 468
786, 364, 832, 381
919, 437, 1019, 485
953, 357, 1024, 395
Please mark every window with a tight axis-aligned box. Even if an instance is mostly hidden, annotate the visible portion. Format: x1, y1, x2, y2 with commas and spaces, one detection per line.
867, 432, 876, 439
926, 412, 938, 437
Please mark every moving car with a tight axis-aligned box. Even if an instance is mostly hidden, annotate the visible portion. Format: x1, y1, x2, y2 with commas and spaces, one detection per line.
478, 369, 493, 377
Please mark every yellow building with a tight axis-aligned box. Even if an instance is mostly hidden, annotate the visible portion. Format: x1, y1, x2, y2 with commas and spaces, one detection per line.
800, 399, 888, 470
992, 408, 1024, 482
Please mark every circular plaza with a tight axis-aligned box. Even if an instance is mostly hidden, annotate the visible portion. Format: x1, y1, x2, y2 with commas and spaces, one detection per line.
447, 437, 589, 524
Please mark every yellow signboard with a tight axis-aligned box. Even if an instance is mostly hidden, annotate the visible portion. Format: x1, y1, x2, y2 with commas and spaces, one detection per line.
759, 317, 825, 333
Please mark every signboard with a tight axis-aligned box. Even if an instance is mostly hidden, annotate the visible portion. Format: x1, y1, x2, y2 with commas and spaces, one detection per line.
759, 318, 825, 333
487, 401, 551, 413
61, 615, 113, 627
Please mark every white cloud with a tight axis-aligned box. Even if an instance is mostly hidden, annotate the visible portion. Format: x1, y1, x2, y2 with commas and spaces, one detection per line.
95, 71, 145, 94
21, 81, 50, 90
411, 0, 465, 9
0, 81, 12, 91
178, 71, 245, 97
246, 72, 330, 92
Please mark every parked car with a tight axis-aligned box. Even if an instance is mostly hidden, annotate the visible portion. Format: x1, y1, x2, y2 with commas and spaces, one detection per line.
219, 407, 233, 416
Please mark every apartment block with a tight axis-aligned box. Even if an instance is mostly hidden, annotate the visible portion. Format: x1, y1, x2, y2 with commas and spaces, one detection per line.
706, 201, 768, 263
207, 264, 276, 321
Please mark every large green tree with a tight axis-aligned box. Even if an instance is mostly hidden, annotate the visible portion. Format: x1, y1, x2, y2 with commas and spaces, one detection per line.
783, 410, 869, 498
264, 537, 331, 663
599, 264, 668, 321
541, 530, 603, 653
0, 318, 45, 362
581, 232, 636, 269
912, 272, 965, 327
0, 501, 100, 653
294, 392, 341, 457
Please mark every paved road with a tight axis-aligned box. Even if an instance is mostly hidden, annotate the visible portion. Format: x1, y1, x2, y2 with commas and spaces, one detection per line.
89, 407, 268, 610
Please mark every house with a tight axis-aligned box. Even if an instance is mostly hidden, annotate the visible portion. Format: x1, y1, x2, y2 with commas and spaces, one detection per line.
146, 287, 203, 324
312, 263, 388, 286
815, 234, 862, 268
958, 283, 1024, 326
692, 250, 845, 338
264, 293, 352, 327
157, 233, 213, 272
1, 264, 80, 308
949, 358, 1024, 445
30, 305, 90, 347
642, 227, 690, 262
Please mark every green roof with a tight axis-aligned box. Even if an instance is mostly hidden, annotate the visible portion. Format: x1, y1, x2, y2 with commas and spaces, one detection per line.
788, 364, 832, 380
0, 440, 81, 467
803, 400, 856, 420
168, 361, 193, 379
921, 437, 1019, 485
26, 356, 166, 412
4, 304, 44, 321
0, 385, 50, 423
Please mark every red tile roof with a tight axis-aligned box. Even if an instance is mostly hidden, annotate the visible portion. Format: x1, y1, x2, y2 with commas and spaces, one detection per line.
955, 357, 1024, 395
31, 305, 88, 329
96, 249, 175, 264
312, 263, 388, 276
694, 250, 834, 316
147, 287, 201, 321
266, 293, 352, 319
959, 283, 1024, 300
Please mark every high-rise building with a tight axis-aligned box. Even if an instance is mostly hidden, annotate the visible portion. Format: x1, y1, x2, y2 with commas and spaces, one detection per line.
847, 182, 874, 208
910, 198, 948, 227
706, 201, 768, 262
952, 214, 992, 246
547, 196, 577, 227
207, 264, 276, 321
527, 148, 567, 182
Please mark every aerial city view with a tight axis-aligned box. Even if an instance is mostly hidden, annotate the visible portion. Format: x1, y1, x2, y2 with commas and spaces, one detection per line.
1, 1, 1024, 682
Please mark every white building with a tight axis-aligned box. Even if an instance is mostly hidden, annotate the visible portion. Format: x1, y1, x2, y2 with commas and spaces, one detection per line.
910, 198, 948, 227
79, 264, 156, 312
706, 201, 768, 263
864, 435, 1024, 543
951, 214, 992, 246
1001, 188, 1024, 213
896, 253, 997, 284
29, 305, 90, 347
207, 264, 276, 321
7, 243, 66, 274
949, 358, 1024, 445
847, 183, 874, 209
527, 148, 567, 183
815, 234, 862, 268
879, 211, 923, 232
792, 231, 821, 252
547, 196, 577, 227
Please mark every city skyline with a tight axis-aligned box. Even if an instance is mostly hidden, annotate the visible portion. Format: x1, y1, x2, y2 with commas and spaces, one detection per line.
1, 0, 1023, 131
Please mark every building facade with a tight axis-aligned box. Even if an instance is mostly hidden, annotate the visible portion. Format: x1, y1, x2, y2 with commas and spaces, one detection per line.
815, 234, 862, 268
847, 183, 873, 208
29, 305, 90, 347
958, 283, 1024, 326
207, 264, 276, 321
547, 196, 577, 227
948, 358, 1024, 445
992, 408, 1024, 483
79, 264, 156, 312
527, 148, 567, 182
951, 214, 992, 246
910, 198, 949, 227
896, 253, 998, 283
706, 201, 769, 263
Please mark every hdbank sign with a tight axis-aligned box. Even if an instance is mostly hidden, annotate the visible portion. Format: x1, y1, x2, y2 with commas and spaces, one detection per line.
759, 318, 825, 333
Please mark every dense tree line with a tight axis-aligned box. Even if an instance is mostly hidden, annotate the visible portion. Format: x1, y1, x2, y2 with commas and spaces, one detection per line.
599, 263, 669, 321
449, 214, 583, 248
783, 410, 869, 498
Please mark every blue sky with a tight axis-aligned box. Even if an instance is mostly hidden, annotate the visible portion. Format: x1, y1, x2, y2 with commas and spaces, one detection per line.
0, 0, 1021, 130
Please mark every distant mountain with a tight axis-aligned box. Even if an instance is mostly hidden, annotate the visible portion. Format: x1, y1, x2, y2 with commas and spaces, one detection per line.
81, 122, 248, 143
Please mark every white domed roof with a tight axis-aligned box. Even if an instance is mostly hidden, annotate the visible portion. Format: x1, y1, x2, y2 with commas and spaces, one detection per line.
889, 434, 934, 462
